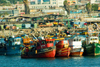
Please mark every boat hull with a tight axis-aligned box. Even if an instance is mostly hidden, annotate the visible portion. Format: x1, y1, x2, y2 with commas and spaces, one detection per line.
70, 48, 84, 56
84, 43, 100, 56
56, 48, 70, 57
21, 46, 56, 58
0, 48, 7, 55
6, 45, 21, 55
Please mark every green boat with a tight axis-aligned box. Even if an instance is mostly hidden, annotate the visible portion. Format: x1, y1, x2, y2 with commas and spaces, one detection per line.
83, 36, 100, 56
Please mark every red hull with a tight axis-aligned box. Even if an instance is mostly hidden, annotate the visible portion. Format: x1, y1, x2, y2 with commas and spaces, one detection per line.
56, 48, 70, 57
70, 52, 83, 56
21, 39, 56, 58
21, 49, 56, 58
36, 49, 56, 58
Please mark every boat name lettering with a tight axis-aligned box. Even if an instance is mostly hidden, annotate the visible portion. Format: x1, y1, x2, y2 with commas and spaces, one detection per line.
98, 45, 100, 48
86, 46, 92, 48
41, 49, 48, 52
41, 45, 45, 47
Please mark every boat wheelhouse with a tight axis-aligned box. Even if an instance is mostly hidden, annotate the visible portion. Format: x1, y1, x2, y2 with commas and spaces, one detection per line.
83, 36, 100, 56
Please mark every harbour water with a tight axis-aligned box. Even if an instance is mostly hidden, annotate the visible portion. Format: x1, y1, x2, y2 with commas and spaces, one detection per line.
1, 56, 100, 67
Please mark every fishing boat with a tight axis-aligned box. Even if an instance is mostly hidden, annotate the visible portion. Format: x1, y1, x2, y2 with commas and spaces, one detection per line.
55, 40, 71, 57
5, 36, 22, 55
21, 39, 56, 58
68, 37, 84, 56
83, 36, 100, 56
0, 38, 7, 55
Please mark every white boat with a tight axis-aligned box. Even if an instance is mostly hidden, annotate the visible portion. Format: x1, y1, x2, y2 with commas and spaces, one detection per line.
68, 36, 84, 56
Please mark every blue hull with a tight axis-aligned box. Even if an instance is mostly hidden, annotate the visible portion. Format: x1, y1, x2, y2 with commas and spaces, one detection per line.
0, 48, 6, 55
6, 45, 21, 55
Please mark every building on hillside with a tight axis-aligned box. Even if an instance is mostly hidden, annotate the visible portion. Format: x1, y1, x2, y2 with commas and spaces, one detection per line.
42, 9, 64, 13
0, 6, 16, 11
2, 6, 16, 10
0, 7, 3, 10
96, 0, 100, 2
77, 0, 100, 4
29, 0, 77, 7
90, 0, 100, 4
0, 0, 78, 15
0, 10, 19, 16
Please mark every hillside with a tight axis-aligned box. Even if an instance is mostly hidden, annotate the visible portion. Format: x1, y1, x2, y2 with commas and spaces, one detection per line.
0, 0, 23, 5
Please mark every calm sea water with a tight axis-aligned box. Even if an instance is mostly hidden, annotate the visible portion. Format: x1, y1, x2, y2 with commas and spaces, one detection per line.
1, 56, 100, 67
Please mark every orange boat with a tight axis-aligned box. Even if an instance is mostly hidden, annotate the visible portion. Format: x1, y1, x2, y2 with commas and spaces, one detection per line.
21, 39, 56, 58
55, 40, 71, 57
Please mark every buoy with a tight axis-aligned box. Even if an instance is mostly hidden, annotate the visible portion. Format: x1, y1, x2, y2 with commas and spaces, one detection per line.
35, 50, 37, 54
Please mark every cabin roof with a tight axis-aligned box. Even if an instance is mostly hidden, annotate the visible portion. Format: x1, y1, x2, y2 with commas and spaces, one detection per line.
90, 37, 98, 38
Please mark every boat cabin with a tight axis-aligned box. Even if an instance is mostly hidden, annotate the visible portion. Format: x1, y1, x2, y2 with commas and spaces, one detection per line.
36, 39, 55, 49
68, 37, 82, 49
7, 37, 22, 46
73, 37, 82, 46
73, 37, 81, 41
89, 37, 99, 44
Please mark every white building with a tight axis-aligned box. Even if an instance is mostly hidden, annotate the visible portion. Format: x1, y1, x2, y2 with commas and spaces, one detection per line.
29, 0, 77, 8
79, 0, 100, 4
15, 0, 77, 14
90, 0, 98, 4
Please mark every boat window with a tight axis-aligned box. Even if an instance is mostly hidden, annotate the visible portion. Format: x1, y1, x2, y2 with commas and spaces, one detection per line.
74, 39, 78, 41
94, 38, 97, 40
90, 38, 97, 40
50, 41, 53, 43
74, 39, 76, 41
14, 39, 20, 42
41, 41, 46, 44
46, 41, 50, 43
46, 41, 53, 43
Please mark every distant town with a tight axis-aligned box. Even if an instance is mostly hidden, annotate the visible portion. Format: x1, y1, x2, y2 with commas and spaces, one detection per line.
0, 0, 100, 17
0, 0, 99, 35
